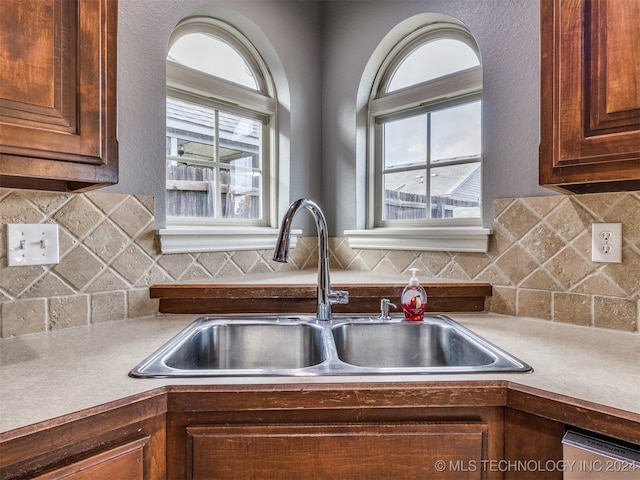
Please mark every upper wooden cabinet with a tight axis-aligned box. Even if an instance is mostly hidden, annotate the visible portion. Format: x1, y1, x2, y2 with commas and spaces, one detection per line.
0, 0, 118, 192
539, 0, 640, 193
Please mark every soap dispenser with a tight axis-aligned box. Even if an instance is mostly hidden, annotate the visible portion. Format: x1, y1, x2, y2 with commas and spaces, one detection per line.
401, 268, 427, 321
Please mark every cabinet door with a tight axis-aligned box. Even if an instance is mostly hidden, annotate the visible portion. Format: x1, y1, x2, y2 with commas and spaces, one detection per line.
0, 0, 118, 192
539, 0, 640, 193
186, 423, 487, 480
30, 437, 147, 480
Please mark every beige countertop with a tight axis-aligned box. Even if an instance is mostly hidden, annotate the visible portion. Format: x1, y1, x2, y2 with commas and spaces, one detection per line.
1, 312, 639, 435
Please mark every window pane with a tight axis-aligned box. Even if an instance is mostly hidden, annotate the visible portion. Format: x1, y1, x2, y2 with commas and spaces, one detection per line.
168, 33, 258, 90
430, 163, 481, 219
219, 112, 261, 169
383, 114, 427, 169
219, 169, 261, 219
166, 97, 215, 162
166, 164, 215, 218
382, 169, 427, 221
388, 39, 479, 92
431, 101, 481, 163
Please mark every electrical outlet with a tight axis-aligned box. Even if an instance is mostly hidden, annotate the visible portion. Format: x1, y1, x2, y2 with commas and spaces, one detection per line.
7, 224, 60, 266
591, 223, 622, 263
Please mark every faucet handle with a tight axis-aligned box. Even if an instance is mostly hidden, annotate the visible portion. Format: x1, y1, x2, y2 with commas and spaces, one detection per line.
379, 298, 397, 320
329, 290, 349, 305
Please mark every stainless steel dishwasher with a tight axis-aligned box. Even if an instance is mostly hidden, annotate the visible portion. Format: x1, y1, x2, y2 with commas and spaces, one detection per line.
562, 430, 640, 479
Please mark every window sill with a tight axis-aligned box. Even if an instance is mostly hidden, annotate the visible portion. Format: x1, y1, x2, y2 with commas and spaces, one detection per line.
158, 227, 302, 254
343, 227, 492, 252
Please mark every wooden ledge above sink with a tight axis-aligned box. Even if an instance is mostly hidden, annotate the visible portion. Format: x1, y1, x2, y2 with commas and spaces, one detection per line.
150, 271, 492, 315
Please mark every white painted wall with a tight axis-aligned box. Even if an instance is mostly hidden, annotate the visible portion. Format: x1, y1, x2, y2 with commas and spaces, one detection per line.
322, 0, 550, 233
110, 0, 323, 230
109, 0, 550, 234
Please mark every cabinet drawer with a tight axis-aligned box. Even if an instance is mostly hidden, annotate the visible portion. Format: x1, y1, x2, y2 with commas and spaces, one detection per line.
31, 437, 148, 480
187, 423, 487, 479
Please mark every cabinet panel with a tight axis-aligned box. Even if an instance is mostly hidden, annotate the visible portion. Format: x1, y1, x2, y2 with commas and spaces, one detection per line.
0, 397, 166, 480
0, 1, 77, 136
31, 437, 147, 480
504, 408, 563, 480
187, 423, 486, 480
0, 0, 118, 192
539, 0, 640, 193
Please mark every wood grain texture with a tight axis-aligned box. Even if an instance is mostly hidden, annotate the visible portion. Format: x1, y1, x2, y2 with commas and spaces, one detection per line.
187, 423, 486, 479
507, 383, 640, 445
0, 393, 166, 480
504, 408, 564, 480
2, 382, 639, 478
0, 0, 119, 192
151, 282, 492, 314
539, 0, 640, 193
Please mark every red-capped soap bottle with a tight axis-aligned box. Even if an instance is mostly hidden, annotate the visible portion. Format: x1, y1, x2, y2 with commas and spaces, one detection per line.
401, 268, 427, 321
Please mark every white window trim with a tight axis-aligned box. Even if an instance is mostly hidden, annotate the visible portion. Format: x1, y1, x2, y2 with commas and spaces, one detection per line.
363, 23, 484, 251
164, 17, 279, 243
158, 227, 302, 254
344, 226, 491, 253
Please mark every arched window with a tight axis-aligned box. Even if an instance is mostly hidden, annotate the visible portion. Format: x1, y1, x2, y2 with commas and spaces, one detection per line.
369, 24, 482, 228
165, 18, 276, 227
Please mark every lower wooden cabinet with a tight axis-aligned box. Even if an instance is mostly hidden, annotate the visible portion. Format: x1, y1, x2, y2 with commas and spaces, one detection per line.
2, 385, 636, 480
186, 422, 487, 479
0, 396, 166, 480
31, 437, 148, 480
504, 408, 564, 480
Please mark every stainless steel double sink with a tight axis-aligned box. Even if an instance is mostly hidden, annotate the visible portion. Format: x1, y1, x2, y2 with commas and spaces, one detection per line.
130, 315, 532, 377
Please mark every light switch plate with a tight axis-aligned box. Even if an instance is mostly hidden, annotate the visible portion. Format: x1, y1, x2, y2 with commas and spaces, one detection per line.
7, 223, 60, 266
591, 222, 622, 263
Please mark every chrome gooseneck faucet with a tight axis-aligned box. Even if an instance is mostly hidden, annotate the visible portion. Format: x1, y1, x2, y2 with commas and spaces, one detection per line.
273, 198, 349, 320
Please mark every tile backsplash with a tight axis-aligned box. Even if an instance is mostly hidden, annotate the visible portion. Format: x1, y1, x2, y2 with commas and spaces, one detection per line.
1, 188, 638, 336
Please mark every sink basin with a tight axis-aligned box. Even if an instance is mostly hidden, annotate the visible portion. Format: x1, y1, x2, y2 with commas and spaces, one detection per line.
165, 322, 325, 370
131, 318, 326, 377
332, 322, 495, 368
130, 315, 531, 377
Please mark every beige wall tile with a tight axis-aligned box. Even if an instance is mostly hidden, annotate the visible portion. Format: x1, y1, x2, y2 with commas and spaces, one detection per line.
53, 196, 103, 238
520, 270, 561, 291
386, 250, 416, 274
85, 191, 127, 214
454, 252, 490, 278
231, 250, 262, 273
488, 286, 516, 316
112, 244, 154, 285
495, 244, 538, 285
128, 288, 158, 319
23, 274, 74, 298
544, 246, 593, 290
371, 257, 399, 274
54, 246, 104, 290
416, 251, 451, 276
0, 192, 46, 224
496, 199, 540, 240
519, 224, 564, 263
523, 195, 562, 218
92, 291, 126, 323
544, 198, 592, 242
2, 189, 640, 336
0, 266, 46, 297
2, 299, 47, 337
110, 196, 154, 237
517, 289, 552, 320
593, 297, 637, 331
553, 292, 591, 326
50, 295, 89, 330
84, 221, 128, 262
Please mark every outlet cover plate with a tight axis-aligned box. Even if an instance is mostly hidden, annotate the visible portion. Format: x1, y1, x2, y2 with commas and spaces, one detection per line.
592, 222, 622, 263
7, 223, 60, 266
